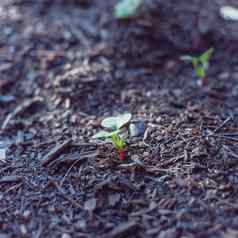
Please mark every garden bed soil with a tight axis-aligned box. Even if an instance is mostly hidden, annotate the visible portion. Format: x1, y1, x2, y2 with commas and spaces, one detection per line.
1, 1, 238, 237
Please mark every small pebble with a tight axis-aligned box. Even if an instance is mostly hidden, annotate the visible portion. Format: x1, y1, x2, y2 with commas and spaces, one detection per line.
20, 224, 28, 237
129, 121, 146, 137
65, 98, 71, 109
62, 234, 71, 238
22, 210, 31, 220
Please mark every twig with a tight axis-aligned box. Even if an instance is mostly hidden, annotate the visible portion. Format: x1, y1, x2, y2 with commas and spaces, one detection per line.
47, 149, 98, 168
222, 145, 238, 159
213, 135, 238, 142
1, 97, 44, 131
41, 139, 73, 166
68, 24, 90, 48
59, 150, 99, 187
209, 117, 232, 135
60, 159, 82, 187
220, 133, 238, 137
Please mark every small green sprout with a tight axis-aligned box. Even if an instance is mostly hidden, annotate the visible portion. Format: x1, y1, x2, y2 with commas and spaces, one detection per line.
114, 0, 142, 19
93, 113, 132, 160
181, 48, 214, 86
111, 133, 126, 152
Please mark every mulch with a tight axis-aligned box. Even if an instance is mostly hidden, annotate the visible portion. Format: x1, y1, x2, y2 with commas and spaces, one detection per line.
1, 1, 238, 237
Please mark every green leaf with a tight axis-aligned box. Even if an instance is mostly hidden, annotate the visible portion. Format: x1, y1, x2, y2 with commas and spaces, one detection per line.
101, 113, 132, 130
116, 113, 132, 129
220, 6, 238, 21
181, 48, 214, 80
111, 133, 125, 151
191, 57, 199, 68
195, 65, 205, 78
180, 55, 193, 61
101, 117, 118, 130
200, 48, 214, 69
115, 0, 142, 19
93, 131, 112, 139
200, 48, 214, 62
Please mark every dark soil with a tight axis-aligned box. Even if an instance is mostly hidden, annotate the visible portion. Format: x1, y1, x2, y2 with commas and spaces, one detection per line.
1, 1, 238, 237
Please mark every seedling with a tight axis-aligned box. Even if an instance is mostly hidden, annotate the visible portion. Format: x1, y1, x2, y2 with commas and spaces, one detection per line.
114, 0, 142, 19
181, 48, 214, 87
93, 113, 132, 161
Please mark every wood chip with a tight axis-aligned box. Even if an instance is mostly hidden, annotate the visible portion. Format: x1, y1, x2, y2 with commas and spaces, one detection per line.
41, 139, 73, 166
118, 177, 137, 191
0, 175, 23, 184
1, 97, 44, 131
0, 142, 6, 163
108, 194, 121, 207
108, 221, 138, 238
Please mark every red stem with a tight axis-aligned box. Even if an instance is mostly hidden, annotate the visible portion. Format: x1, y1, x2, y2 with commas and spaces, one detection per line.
119, 150, 126, 161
